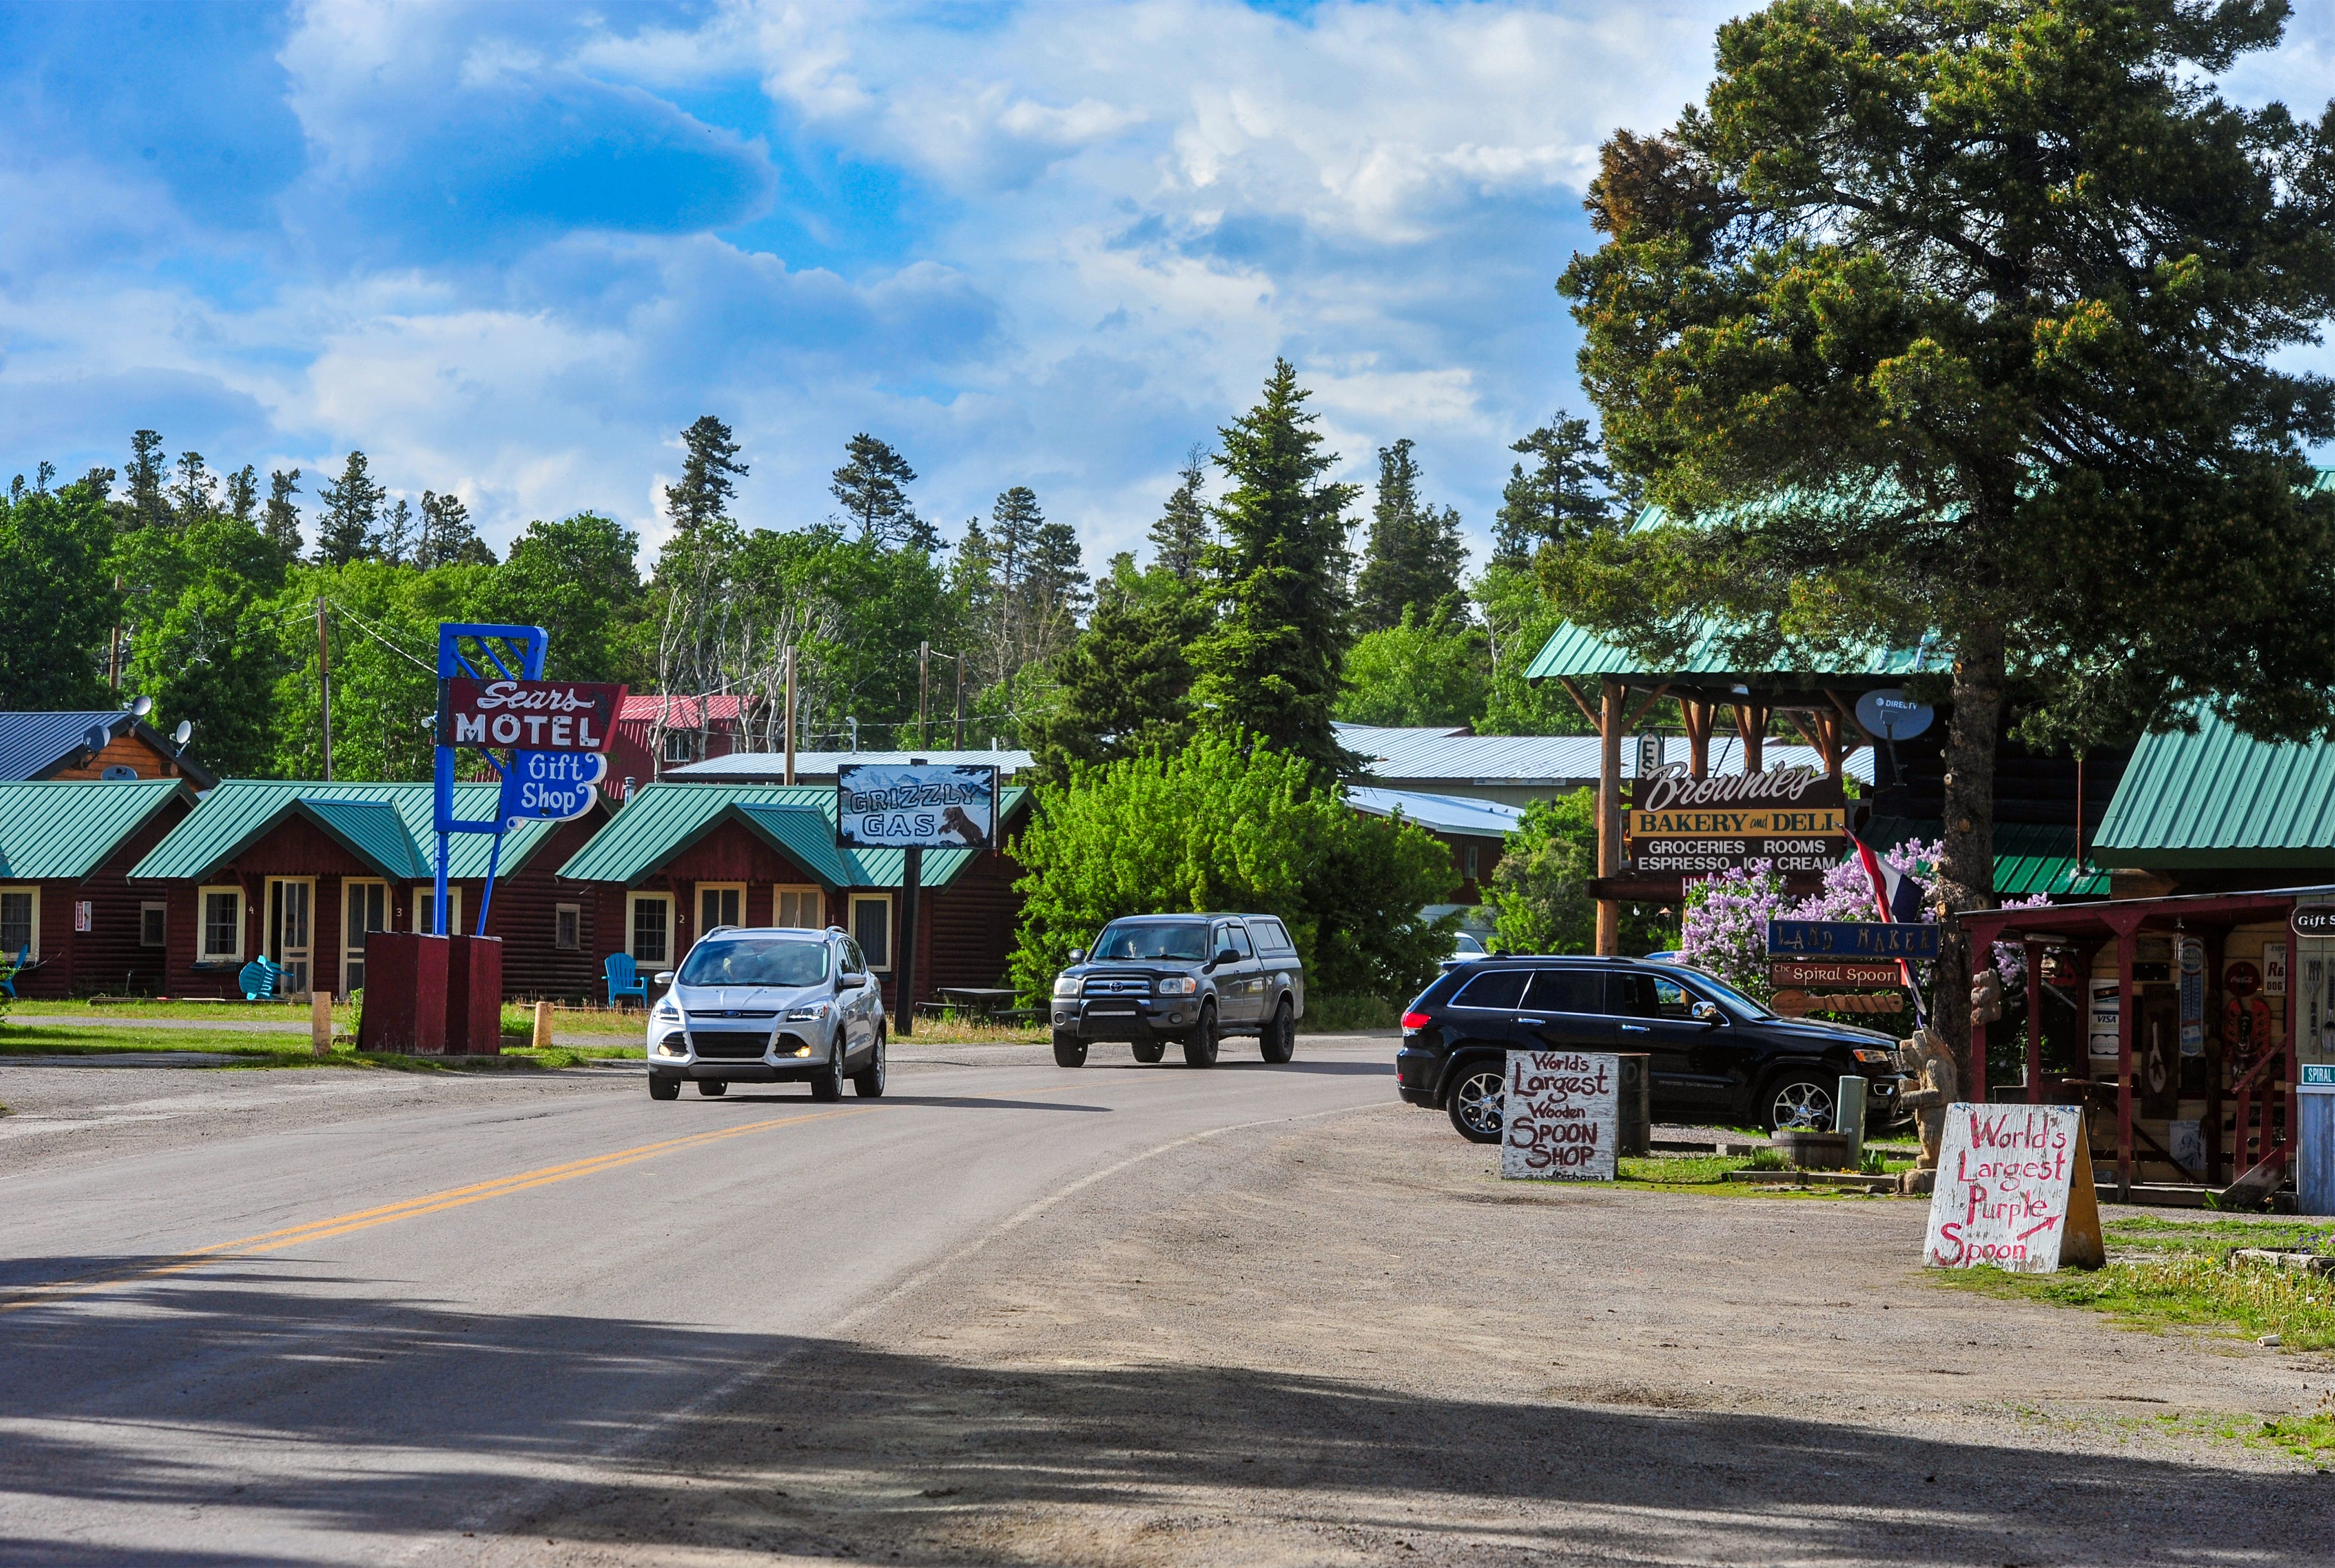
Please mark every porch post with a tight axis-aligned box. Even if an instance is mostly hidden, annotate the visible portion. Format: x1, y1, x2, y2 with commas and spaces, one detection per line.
1596, 680, 1622, 956
2025, 939, 2046, 1104
2117, 922, 2137, 1202
1733, 700, 1766, 775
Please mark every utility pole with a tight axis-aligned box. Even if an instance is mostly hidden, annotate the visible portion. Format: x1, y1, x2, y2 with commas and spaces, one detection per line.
955, 654, 965, 750
918, 640, 930, 750
782, 645, 797, 786
316, 595, 334, 781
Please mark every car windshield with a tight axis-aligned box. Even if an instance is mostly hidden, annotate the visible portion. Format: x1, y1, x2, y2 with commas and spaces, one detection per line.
1092, 920, 1211, 962
678, 938, 829, 988
1665, 964, 1776, 1021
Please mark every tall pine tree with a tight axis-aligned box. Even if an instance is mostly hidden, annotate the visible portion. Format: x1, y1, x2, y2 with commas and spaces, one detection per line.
665, 415, 747, 533
262, 469, 304, 567
1148, 445, 1213, 581
225, 465, 259, 524
418, 490, 492, 566
313, 451, 384, 566
124, 430, 169, 532
1353, 438, 1464, 633
1189, 360, 1358, 774
830, 434, 935, 550
1493, 412, 1620, 564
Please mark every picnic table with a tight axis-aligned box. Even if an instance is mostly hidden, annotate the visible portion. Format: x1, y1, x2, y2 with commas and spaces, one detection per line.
917, 987, 1036, 1024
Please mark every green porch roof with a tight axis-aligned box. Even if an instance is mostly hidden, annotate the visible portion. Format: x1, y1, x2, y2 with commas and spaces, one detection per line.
1858, 816, 2110, 899
0, 779, 194, 881
556, 781, 1030, 890
129, 779, 592, 883
2093, 709, 2335, 869
1523, 620, 1934, 684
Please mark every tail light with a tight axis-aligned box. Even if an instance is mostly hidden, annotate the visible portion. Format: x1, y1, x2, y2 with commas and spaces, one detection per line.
1400, 1011, 1432, 1032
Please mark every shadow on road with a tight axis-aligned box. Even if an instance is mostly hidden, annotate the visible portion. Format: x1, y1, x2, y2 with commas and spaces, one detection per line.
0, 1272, 2320, 1564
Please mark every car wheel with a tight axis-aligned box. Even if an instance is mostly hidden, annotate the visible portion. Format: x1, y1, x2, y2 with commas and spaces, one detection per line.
1445, 1061, 1504, 1144
1052, 1032, 1088, 1068
1183, 1003, 1220, 1067
852, 1030, 887, 1098
697, 1079, 727, 1097
1260, 999, 1295, 1064
648, 1073, 681, 1101
1131, 1039, 1166, 1064
1764, 1071, 1836, 1133
810, 1040, 844, 1101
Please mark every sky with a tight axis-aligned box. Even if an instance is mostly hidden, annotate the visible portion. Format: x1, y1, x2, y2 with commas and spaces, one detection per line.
2, 1, 2331, 573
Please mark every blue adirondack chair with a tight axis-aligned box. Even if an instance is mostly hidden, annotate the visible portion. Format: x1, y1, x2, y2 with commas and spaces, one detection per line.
239, 957, 286, 1001
605, 952, 648, 1008
0, 945, 27, 999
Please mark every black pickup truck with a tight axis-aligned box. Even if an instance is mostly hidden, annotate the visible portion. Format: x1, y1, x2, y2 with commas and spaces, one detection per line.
1049, 912, 1306, 1068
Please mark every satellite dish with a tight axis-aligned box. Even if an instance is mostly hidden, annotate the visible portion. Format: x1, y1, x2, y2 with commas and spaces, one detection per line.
101, 764, 139, 781
172, 720, 193, 747
1855, 687, 1935, 741
83, 723, 109, 754
129, 695, 153, 718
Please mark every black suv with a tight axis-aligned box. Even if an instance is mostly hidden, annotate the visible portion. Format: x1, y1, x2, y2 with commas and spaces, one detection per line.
1394, 955, 1904, 1142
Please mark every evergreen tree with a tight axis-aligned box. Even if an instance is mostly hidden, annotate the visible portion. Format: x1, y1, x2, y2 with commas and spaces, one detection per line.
1188, 359, 1359, 775
829, 433, 933, 550
376, 496, 415, 564
1148, 444, 1214, 580
313, 451, 384, 566
664, 415, 747, 533
1493, 411, 1619, 564
261, 469, 304, 567
418, 490, 491, 566
225, 465, 259, 523
125, 430, 169, 531
473, 512, 643, 681
169, 452, 218, 525
1353, 438, 1464, 633
1029, 553, 1207, 780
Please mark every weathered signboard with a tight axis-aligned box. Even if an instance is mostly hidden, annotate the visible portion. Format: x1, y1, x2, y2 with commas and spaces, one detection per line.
836, 762, 998, 850
1766, 919, 1941, 960
1922, 1104, 2104, 1273
1622, 763, 1849, 878
440, 678, 625, 752
1499, 1049, 1619, 1181
1773, 990, 1905, 1017
1771, 959, 1906, 989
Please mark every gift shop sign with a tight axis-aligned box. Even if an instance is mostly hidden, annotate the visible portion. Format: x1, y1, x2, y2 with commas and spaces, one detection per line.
1922, 1104, 2104, 1274
1499, 1050, 1619, 1181
440, 679, 624, 753
1623, 763, 1848, 877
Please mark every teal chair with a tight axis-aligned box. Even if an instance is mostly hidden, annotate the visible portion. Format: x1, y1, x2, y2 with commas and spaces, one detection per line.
604, 952, 648, 1008
239, 957, 286, 1001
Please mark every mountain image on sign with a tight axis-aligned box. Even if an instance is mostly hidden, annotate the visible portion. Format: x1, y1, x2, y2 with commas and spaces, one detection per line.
836, 763, 999, 850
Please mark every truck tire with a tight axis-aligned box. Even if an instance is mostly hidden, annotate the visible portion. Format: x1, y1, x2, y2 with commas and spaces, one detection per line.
648, 1073, 681, 1101
1260, 999, 1296, 1063
1132, 1039, 1166, 1064
1183, 1003, 1220, 1067
1053, 1032, 1088, 1067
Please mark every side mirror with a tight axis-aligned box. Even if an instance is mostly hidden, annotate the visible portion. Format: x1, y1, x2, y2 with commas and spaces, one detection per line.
1068, 948, 1085, 965
654, 971, 676, 987
1691, 1000, 1722, 1025
1216, 947, 1240, 968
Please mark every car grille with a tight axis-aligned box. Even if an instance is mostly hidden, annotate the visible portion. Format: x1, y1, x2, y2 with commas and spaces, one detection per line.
1082, 977, 1151, 998
689, 1030, 771, 1059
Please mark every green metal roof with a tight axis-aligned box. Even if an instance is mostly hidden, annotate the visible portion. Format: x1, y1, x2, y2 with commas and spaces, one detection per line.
1859, 816, 2110, 899
555, 781, 1028, 890
1523, 619, 1934, 683
130, 779, 591, 882
2093, 709, 2335, 869
0, 779, 193, 881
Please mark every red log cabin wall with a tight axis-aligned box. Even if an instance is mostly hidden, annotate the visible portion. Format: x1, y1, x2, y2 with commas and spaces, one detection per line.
1431, 830, 1506, 904
6, 798, 192, 1000
145, 811, 608, 1000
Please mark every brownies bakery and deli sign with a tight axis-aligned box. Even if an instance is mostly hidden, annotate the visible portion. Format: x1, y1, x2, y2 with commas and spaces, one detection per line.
1622, 762, 1849, 878
439, 679, 625, 753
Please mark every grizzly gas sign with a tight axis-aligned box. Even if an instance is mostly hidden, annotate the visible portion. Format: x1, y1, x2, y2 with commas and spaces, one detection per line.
439, 679, 625, 753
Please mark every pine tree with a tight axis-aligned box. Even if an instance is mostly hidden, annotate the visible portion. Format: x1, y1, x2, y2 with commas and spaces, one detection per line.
1189, 359, 1359, 774
1148, 445, 1213, 580
665, 415, 748, 533
313, 452, 384, 566
376, 496, 415, 563
1029, 553, 1206, 780
830, 434, 933, 550
125, 430, 168, 531
169, 452, 218, 525
1493, 412, 1619, 564
1353, 438, 1464, 633
418, 490, 491, 566
262, 469, 304, 566
225, 465, 259, 523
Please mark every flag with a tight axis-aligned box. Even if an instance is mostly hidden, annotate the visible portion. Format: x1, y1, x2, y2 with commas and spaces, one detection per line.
1851, 831, 1930, 1027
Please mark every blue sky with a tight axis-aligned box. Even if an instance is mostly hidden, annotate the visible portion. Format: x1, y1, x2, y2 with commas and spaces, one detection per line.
2, 1, 2331, 570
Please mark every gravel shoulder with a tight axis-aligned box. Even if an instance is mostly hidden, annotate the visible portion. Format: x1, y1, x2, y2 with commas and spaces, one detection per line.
444, 1095, 2334, 1568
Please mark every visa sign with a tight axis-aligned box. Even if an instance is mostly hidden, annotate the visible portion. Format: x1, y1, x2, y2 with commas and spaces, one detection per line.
500, 750, 603, 827
441, 678, 625, 753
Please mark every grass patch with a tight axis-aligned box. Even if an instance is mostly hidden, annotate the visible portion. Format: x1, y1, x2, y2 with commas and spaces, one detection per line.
1932, 1216, 2335, 1350
2147, 1408, 2335, 1465
0, 1024, 318, 1058
1299, 994, 1398, 1033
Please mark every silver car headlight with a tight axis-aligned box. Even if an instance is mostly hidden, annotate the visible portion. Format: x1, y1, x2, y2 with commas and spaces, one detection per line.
785, 1002, 832, 1022
1053, 975, 1081, 998
1155, 976, 1197, 996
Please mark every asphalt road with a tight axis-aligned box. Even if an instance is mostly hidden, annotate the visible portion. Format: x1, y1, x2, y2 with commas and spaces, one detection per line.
0, 1038, 1396, 1567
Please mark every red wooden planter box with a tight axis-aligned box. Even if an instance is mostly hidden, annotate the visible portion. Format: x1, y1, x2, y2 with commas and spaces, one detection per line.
357, 932, 448, 1053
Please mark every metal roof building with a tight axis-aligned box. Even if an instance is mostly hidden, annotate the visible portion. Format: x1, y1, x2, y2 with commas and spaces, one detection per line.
664, 748, 1034, 788
0, 710, 215, 788
2094, 708, 2335, 875
1335, 722, 1870, 809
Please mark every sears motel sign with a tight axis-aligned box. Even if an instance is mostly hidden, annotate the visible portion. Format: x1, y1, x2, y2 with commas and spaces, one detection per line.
439, 679, 624, 753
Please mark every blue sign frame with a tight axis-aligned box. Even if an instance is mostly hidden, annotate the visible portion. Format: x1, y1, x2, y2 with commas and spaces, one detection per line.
1765, 919, 1942, 960
433, 623, 549, 936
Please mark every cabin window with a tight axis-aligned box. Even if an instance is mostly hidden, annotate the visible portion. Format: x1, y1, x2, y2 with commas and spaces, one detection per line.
629, 893, 673, 967
197, 885, 242, 963
774, 887, 821, 929
849, 894, 892, 972
555, 904, 581, 950
411, 884, 464, 937
662, 729, 699, 764
141, 902, 167, 948
0, 887, 36, 962
697, 884, 744, 938
1465, 845, 1481, 880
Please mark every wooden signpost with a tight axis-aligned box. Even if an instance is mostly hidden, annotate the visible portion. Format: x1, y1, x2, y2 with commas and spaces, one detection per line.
1922, 1104, 2104, 1273
1501, 1050, 1619, 1181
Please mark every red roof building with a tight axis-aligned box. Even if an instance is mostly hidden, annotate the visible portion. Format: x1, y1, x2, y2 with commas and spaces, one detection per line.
606, 694, 756, 801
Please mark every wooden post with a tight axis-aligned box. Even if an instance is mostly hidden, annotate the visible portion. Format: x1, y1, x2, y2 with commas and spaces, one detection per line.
533, 999, 554, 1051
1597, 679, 1622, 956
955, 654, 966, 751
782, 646, 797, 786
312, 988, 334, 1055
2116, 922, 2137, 1201
2025, 939, 2045, 1104
1683, 699, 1712, 779
1733, 699, 1765, 775
897, 844, 922, 1037
316, 595, 334, 781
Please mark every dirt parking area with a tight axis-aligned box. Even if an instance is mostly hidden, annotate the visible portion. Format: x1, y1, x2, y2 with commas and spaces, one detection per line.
460, 1101, 2335, 1567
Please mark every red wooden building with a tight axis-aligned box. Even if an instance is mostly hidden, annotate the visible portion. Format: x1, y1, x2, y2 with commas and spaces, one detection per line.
128, 780, 612, 1000
555, 781, 1031, 1008
0, 779, 197, 999
605, 694, 754, 800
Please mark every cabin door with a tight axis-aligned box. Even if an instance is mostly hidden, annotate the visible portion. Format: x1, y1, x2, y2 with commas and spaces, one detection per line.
267, 877, 314, 994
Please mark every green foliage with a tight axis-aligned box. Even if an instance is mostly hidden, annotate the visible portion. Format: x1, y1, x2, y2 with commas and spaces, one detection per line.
0, 480, 117, 707
1484, 790, 1673, 956
1473, 561, 1591, 735
470, 512, 643, 682
1336, 606, 1487, 728
1493, 411, 1623, 565
272, 560, 485, 780
1189, 360, 1360, 776
312, 452, 385, 566
1008, 731, 1457, 1003
1353, 438, 1464, 634
1148, 446, 1214, 581
664, 415, 747, 535
121, 516, 292, 775
1029, 553, 1207, 780
830, 432, 934, 551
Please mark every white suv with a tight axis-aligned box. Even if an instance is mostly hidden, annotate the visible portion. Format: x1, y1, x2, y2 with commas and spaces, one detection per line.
645, 926, 886, 1102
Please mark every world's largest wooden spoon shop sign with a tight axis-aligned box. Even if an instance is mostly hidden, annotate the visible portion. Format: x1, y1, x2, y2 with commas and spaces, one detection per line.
1623, 763, 1849, 877
1922, 1104, 2104, 1274
1501, 1050, 1619, 1181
